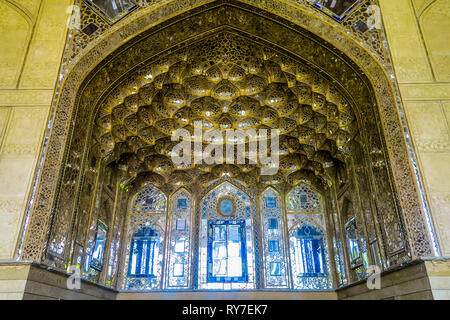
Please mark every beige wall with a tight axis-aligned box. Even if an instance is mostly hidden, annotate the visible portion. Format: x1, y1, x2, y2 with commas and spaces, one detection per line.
379, 0, 450, 256
0, 262, 117, 300
0, 0, 72, 259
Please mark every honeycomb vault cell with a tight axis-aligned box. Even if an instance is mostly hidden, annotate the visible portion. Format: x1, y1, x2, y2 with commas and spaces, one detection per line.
93, 33, 358, 188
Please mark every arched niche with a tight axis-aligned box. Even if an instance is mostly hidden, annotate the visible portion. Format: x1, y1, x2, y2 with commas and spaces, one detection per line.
197, 181, 257, 289
420, 0, 450, 81
164, 187, 194, 289
121, 185, 168, 290
0, 1, 31, 88
288, 218, 332, 290
19, 0, 433, 273
259, 187, 289, 288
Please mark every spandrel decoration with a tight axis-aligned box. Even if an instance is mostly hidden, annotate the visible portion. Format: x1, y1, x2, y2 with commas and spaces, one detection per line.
84, 0, 138, 24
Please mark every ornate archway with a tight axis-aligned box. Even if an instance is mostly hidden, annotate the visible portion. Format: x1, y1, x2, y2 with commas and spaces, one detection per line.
18, 0, 435, 291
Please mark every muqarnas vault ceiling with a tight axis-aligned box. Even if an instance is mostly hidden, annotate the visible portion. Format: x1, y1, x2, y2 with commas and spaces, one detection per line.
93, 33, 358, 189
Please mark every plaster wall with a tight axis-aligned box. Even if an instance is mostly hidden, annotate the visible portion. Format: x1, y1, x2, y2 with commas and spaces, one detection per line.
379, 0, 450, 255
0, 0, 73, 259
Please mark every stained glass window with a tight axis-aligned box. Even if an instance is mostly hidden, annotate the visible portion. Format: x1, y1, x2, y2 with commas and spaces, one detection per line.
128, 226, 159, 277
312, 0, 362, 22
89, 221, 108, 272
289, 220, 331, 289
286, 185, 322, 213
124, 186, 167, 290
132, 186, 167, 214
266, 196, 276, 208
177, 198, 187, 209
219, 199, 234, 216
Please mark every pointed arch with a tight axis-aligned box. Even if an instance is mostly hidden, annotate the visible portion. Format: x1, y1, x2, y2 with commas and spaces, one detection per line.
286, 183, 324, 214
164, 187, 194, 289
130, 185, 167, 214
260, 185, 289, 288
197, 180, 257, 289
122, 185, 168, 290
20, 0, 435, 284
288, 218, 332, 290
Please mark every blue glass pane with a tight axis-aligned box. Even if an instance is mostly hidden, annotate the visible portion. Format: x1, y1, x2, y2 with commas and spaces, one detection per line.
269, 239, 279, 252
268, 218, 278, 230
296, 238, 326, 276
270, 262, 281, 276
177, 198, 187, 209
220, 199, 234, 215
295, 222, 327, 278
207, 220, 248, 283
128, 227, 159, 277
92, 232, 105, 261
133, 226, 157, 237
266, 196, 276, 208
348, 239, 360, 261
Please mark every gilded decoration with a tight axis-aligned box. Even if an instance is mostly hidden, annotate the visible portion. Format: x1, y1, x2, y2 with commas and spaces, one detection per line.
19, 0, 434, 277
65, 0, 385, 70
217, 196, 237, 217
89, 33, 357, 189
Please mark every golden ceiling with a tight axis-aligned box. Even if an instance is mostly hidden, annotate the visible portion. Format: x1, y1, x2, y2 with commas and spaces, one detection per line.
93, 33, 358, 188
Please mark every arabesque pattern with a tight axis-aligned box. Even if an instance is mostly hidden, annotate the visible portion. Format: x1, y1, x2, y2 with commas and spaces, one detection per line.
92, 34, 357, 189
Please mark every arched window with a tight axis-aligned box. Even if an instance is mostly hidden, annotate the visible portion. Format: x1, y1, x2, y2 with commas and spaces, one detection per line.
286, 184, 331, 289
289, 220, 331, 289
345, 217, 361, 267
198, 182, 256, 290
128, 226, 160, 277
124, 186, 167, 290
294, 222, 326, 276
